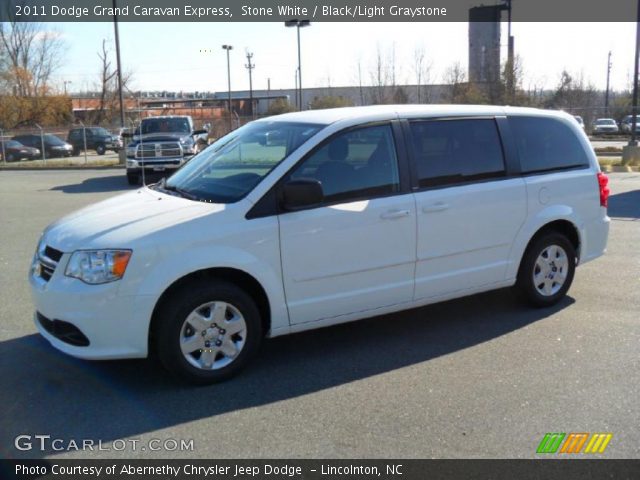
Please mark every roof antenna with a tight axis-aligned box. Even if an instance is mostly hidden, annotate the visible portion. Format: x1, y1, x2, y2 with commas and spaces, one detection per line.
139, 99, 146, 187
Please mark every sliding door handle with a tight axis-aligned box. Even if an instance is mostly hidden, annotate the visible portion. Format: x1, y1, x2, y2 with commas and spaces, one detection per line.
422, 202, 449, 213
380, 209, 411, 220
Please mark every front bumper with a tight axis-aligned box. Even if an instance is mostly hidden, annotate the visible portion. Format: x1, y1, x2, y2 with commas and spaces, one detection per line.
30, 254, 157, 360
50, 149, 73, 157
126, 158, 187, 173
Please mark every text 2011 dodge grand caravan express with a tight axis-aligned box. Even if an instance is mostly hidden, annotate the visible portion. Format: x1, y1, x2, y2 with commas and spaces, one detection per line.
30, 106, 610, 384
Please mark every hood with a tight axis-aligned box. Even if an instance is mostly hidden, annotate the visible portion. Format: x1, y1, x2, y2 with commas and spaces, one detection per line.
43, 187, 224, 252
132, 132, 190, 143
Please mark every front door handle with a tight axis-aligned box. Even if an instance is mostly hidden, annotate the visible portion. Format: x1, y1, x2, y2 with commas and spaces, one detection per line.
422, 202, 449, 213
380, 209, 411, 220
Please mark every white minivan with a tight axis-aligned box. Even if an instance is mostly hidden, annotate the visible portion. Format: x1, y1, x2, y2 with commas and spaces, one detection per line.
30, 105, 610, 384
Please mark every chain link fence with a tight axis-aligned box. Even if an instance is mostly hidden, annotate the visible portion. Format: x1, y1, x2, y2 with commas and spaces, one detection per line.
0, 114, 264, 165
1, 107, 634, 166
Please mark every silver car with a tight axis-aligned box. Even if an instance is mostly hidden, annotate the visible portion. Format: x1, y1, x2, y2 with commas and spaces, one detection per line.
592, 118, 619, 135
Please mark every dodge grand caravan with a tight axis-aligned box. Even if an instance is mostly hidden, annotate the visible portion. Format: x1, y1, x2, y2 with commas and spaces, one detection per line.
30, 105, 610, 384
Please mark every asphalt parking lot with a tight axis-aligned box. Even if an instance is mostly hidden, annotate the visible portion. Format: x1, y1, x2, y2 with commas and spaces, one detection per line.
0, 169, 638, 459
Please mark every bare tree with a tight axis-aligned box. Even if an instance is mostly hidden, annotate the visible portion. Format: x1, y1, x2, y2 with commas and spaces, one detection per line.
444, 62, 487, 104
369, 45, 392, 104
92, 39, 132, 125
0, 21, 64, 97
412, 44, 432, 103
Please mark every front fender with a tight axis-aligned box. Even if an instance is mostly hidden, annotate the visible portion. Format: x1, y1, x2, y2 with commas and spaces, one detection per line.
136, 244, 288, 334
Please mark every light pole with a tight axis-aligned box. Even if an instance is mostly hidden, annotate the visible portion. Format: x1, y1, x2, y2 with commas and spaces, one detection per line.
630, 0, 640, 147
222, 45, 233, 130
113, 0, 126, 128
285, 19, 310, 111
63, 80, 72, 95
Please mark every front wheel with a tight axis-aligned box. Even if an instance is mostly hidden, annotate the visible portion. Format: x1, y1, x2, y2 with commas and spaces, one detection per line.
515, 233, 576, 308
95, 144, 106, 155
155, 281, 263, 384
126, 173, 139, 185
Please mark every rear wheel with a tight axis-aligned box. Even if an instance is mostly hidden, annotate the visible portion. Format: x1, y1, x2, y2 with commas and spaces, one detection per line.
6, 153, 16, 162
155, 280, 263, 384
126, 173, 139, 185
516, 232, 576, 307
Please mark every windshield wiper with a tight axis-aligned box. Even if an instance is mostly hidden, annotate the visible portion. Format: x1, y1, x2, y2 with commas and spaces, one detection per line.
164, 184, 198, 200
151, 178, 198, 201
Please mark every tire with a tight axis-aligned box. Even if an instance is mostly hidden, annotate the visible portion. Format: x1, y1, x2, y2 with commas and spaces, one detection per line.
95, 144, 106, 155
6, 153, 16, 162
126, 173, 139, 185
515, 232, 576, 308
72, 147, 81, 156
155, 280, 263, 384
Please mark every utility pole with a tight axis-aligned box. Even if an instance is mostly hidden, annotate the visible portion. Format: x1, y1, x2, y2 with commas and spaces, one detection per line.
358, 62, 364, 105
630, 1, 640, 146
267, 77, 271, 111
505, 0, 515, 101
623, 0, 639, 166
605, 51, 612, 118
245, 51, 255, 118
113, 0, 125, 128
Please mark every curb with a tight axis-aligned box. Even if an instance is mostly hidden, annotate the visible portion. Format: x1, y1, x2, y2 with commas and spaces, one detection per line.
0, 165, 124, 171
600, 165, 640, 173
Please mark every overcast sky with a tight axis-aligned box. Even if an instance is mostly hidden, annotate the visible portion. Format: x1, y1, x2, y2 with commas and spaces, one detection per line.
50, 22, 637, 94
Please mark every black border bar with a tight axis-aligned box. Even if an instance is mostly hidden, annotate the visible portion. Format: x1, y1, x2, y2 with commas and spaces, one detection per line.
2, 459, 640, 480
1, 0, 637, 22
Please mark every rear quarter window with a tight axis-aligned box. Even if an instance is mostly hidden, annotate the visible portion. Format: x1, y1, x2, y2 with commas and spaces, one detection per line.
509, 116, 589, 174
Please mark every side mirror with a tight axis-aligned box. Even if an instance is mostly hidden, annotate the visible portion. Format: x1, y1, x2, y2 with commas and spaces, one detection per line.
281, 178, 323, 211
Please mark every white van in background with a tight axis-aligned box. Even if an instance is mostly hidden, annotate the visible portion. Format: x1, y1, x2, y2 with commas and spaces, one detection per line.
30, 105, 610, 384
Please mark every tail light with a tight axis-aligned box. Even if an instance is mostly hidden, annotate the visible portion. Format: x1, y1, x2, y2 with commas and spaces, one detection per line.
597, 172, 610, 208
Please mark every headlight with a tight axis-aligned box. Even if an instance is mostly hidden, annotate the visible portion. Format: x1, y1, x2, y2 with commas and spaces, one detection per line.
126, 145, 137, 157
180, 137, 195, 153
65, 250, 132, 284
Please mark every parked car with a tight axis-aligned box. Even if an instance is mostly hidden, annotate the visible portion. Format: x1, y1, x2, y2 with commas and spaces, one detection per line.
67, 127, 122, 155
591, 118, 619, 135
30, 105, 610, 384
124, 115, 207, 185
620, 115, 640, 134
0, 140, 40, 162
573, 115, 585, 129
12, 134, 73, 158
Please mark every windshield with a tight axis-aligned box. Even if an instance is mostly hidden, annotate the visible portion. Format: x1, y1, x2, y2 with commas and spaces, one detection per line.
164, 120, 324, 203
141, 118, 190, 134
44, 134, 66, 145
5, 140, 22, 148
596, 119, 615, 125
93, 127, 112, 136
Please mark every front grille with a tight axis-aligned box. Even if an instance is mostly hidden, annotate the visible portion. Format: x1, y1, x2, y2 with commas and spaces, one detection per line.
44, 246, 63, 262
37, 312, 90, 347
135, 143, 182, 159
137, 160, 181, 167
37, 245, 63, 283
